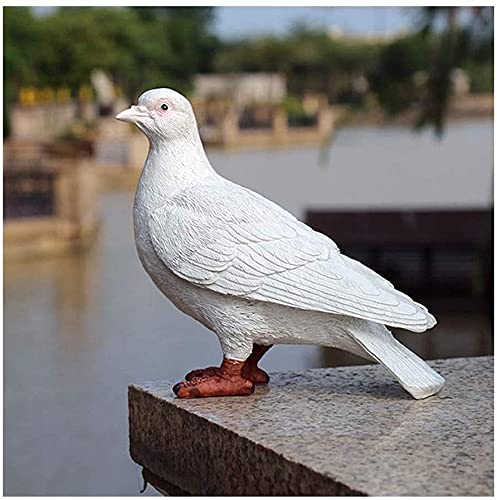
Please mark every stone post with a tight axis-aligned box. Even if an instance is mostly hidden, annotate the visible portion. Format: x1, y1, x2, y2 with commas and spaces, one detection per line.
221, 104, 239, 147
317, 99, 335, 140
54, 160, 99, 243
272, 105, 288, 143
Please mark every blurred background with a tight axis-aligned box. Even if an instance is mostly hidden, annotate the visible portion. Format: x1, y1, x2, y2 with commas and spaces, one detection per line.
3, 6, 493, 495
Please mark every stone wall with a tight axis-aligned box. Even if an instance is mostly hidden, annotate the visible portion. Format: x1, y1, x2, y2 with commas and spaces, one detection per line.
10, 102, 96, 141
4, 159, 100, 259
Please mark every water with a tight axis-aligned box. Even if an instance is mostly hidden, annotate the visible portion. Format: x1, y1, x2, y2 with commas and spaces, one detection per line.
211, 119, 493, 216
4, 120, 493, 495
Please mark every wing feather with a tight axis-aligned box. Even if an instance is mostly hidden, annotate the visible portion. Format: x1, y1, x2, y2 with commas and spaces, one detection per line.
149, 179, 436, 332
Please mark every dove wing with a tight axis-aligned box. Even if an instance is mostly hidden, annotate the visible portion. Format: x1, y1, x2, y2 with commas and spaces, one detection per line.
149, 180, 435, 332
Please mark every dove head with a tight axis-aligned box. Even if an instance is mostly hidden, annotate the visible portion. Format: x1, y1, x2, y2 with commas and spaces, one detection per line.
115, 88, 198, 143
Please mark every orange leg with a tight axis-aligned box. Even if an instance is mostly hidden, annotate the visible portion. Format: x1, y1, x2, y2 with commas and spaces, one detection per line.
185, 343, 272, 385
241, 344, 272, 384
173, 358, 254, 399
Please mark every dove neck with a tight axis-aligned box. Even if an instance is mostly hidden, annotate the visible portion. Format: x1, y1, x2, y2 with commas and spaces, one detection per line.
143, 134, 216, 197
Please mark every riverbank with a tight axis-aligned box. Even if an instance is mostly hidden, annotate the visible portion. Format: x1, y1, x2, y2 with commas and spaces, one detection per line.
343, 93, 493, 127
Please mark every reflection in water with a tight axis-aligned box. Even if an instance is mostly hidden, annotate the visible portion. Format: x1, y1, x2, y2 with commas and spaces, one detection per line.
54, 253, 94, 356
4, 121, 493, 495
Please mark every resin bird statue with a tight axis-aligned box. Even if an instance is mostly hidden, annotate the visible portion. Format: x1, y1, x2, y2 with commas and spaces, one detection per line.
116, 88, 445, 400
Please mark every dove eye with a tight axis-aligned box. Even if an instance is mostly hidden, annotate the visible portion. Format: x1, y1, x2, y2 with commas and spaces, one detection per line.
160, 103, 169, 111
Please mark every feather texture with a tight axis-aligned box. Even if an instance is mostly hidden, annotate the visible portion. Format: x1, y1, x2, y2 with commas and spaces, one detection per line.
149, 177, 436, 332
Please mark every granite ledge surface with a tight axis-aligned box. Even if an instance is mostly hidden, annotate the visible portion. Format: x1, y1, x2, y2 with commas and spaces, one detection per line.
129, 356, 494, 496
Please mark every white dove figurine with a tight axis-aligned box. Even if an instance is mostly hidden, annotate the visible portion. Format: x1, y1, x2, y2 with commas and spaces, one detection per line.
116, 88, 445, 400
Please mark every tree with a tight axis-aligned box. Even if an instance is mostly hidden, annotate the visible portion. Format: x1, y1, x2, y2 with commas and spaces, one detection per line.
416, 7, 493, 134
213, 24, 380, 103
129, 7, 219, 95
368, 33, 434, 115
3, 6, 219, 135
4, 7, 42, 135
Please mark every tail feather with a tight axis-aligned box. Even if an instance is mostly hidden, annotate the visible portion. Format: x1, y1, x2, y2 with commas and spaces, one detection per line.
350, 323, 445, 399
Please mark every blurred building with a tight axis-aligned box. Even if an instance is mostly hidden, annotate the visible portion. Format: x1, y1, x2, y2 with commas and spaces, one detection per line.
3, 142, 100, 259
192, 73, 342, 148
193, 73, 287, 106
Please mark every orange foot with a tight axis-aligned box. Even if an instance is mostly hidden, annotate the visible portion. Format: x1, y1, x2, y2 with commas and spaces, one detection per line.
173, 359, 254, 398
185, 366, 221, 381
184, 343, 272, 385
186, 365, 269, 384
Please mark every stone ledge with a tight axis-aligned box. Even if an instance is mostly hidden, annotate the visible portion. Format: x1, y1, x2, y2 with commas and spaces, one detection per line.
129, 356, 493, 496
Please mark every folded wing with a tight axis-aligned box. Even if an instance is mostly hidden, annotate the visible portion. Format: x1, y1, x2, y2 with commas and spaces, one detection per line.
149, 179, 436, 332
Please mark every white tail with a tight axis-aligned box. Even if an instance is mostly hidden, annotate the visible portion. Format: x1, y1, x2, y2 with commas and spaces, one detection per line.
350, 323, 445, 399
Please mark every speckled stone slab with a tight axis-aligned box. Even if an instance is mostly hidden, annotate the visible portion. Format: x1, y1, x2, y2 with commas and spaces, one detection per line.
129, 356, 493, 496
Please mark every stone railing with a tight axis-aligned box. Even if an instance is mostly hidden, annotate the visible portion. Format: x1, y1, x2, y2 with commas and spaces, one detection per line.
9, 102, 97, 141
129, 356, 493, 495
194, 101, 343, 149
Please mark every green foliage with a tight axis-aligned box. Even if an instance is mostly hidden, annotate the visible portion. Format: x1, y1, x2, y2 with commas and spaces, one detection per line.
283, 94, 305, 117
4, 7, 42, 86
214, 25, 381, 103
4, 7, 43, 135
3, 6, 217, 101
415, 6, 493, 135
368, 7, 493, 135
129, 7, 220, 95
3, 6, 218, 136
465, 63, 493, 93
368, 33, 433, 115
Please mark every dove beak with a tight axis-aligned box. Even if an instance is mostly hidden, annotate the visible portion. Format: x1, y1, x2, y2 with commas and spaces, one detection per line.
115, 105, 149, 124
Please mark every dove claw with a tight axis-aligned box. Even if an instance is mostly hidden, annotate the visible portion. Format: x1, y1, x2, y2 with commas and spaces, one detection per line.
186, 365, 269, 384
185, 367, 219, 381
174, 358, 255, 398
183, 344, 272, 386
173, 376, 254, 399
